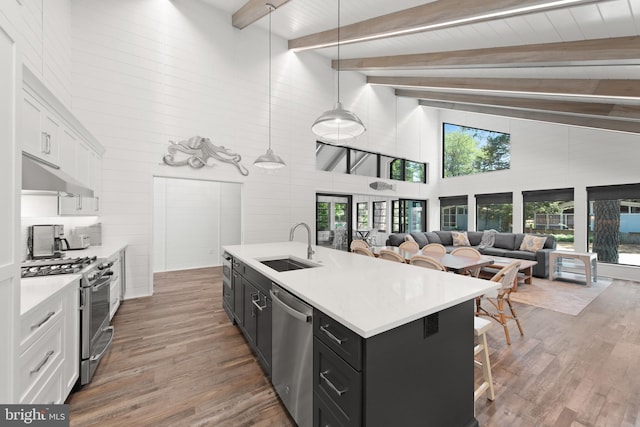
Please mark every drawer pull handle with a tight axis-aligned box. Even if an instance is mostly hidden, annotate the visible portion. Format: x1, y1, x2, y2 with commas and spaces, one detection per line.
30, 350, 54, 375
31, 311, 55, 329
320, 370, 347, 396
252, 293, 267, 311
320, 325, 346, 345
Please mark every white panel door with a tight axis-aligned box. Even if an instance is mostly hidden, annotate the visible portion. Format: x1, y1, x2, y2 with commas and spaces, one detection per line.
0, 14, 22, 403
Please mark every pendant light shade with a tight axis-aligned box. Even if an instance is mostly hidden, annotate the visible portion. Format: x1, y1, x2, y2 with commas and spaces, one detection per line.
311, 0, 365, 145
254, 3, 285, 170
311, 101, 366, 145
254, 147, 285, 169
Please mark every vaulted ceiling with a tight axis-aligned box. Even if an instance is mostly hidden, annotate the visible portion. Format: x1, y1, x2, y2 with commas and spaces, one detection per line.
202, 0, 640, 134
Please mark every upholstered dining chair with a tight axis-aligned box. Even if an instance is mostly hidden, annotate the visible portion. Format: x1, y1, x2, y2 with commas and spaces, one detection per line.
398, 240, 419, 252
352, 246, 375, 257
450, 246, 482, 277
422, 243, 446, 255
378, 249, 406, 263
410, 255, 446, 271
350, 239, 369, 251
475, 260, 523, 345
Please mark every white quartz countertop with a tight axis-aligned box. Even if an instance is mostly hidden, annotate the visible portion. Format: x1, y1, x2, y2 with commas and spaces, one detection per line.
21, 274, 80, 315
61, 243, 128, 260
223, 242, 500, 338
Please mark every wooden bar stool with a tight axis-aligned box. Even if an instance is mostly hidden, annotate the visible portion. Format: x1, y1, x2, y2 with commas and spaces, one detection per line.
474, 316, 495, 406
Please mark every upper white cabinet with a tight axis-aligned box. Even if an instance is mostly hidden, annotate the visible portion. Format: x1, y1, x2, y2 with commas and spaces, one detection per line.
22, 90, 60, 167
21, 66, 105, 216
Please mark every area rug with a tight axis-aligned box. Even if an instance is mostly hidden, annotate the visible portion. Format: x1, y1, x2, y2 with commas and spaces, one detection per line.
510, 275, 612, 316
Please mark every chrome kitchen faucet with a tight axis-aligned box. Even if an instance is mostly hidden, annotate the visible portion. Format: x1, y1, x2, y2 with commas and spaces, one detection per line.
289, 222, 314, 260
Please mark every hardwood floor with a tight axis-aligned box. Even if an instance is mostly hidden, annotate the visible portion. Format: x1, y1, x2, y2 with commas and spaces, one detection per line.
67, 267, 640, 427
67, 267, 295, 427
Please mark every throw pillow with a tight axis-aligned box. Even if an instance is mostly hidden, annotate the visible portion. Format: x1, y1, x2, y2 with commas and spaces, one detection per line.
452, 231, 470, 246
405, 234, 416, 242
519, 235, 547, 252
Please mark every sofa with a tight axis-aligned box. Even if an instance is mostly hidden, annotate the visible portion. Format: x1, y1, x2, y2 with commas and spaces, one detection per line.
385, 230, 556, 278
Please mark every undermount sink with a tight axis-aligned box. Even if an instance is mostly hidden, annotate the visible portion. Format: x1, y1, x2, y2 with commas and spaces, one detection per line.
259, 256, 320, 272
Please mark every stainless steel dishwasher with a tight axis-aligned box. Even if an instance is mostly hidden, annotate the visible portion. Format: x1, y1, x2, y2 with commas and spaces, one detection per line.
270, 284, 313, 427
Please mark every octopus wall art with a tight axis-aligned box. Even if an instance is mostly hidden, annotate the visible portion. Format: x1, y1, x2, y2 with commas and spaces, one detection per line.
162, 136, 249, 176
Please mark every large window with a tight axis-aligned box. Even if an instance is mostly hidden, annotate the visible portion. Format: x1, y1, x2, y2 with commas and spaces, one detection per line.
587, 183, 640, 266
476, 192, 512, 232
523, 188, 574, 250
373, 201, 388, 232
357, 202, 369, 229
440, 196, 468, 231
443, 123, 510, 178
392, 199, 426, 233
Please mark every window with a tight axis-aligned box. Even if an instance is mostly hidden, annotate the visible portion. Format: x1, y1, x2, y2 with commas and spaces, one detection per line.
357, 202, 369, 229
373, 201, 388, 232
349, 149, 378, 177
316, 142, 427, 184
317, 202, 330, 231
587, 183, 640, 266
476, 192, 512, 232
392, 199, 426, 233
440, 196, 468, 231
523, 188, 574, 250
443, 123, 510, 178
389, 158, 426, 183
316, 142, 347, 173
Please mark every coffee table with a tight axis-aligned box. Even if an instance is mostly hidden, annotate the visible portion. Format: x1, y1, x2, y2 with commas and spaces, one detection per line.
479, 257, 538, 291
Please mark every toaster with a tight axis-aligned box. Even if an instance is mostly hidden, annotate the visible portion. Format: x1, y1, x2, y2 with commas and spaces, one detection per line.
68, 234, 91, 250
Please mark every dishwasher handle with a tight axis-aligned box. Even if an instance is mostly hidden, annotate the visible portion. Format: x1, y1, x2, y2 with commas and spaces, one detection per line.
270, 289, 311, 323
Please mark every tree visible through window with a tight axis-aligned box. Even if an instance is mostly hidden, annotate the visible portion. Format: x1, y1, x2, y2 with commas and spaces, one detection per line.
443, 123, 510, 178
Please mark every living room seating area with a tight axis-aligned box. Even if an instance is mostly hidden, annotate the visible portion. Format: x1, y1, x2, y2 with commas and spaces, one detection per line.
386, 230, 556, 278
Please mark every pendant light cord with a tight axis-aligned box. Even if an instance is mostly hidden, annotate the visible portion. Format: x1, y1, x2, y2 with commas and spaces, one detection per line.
336, 0, 341, 103
268, 3, 274, 150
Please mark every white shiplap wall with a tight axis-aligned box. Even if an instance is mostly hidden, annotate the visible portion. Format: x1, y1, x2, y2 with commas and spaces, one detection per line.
70, 0, 426, 298
8, 0, 73, 108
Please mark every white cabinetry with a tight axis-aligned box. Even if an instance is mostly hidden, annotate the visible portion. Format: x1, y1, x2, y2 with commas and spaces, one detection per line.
19, 278, 79, 404
22, 90, 60, 167
21, 66, 105, 216
108, 249, 126, 320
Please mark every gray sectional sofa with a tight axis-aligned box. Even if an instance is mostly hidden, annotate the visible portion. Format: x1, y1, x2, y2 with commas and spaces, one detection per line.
385, 230, 556, 278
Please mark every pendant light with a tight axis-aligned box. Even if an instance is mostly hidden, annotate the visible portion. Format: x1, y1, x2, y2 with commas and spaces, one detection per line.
311, 0, 365, 145
254, 3, 286, 170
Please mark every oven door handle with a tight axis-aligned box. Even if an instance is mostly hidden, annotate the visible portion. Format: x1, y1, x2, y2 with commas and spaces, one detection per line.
90, 326, 114, 362
92, 276, 112, 292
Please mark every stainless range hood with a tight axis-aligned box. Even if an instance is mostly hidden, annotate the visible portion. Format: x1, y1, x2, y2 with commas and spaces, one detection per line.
22, 152, 94, 197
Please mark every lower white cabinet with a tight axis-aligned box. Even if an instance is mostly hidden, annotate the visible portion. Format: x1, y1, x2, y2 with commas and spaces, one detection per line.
109, 249, 126, 320
19, 278, 79, 404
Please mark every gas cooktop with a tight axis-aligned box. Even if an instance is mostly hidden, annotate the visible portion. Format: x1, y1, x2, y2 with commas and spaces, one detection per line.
21, 256, 98, 278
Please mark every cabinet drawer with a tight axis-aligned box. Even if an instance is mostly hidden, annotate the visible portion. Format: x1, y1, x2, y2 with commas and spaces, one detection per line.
315, 392, 347, 427
20, 294, 63, 351
314, 338, 362, 426
19, 317, 63, 401
22, 368, 63, 405
314, 310, 362, 370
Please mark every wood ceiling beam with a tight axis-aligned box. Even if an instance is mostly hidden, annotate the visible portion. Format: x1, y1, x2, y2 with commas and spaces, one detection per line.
369, 77, 640, 99
289, 0, 601, 50
340, 36, 640, 70
400, 92, 640, 135
396, 89, 640, 121
232, 0, 292, 29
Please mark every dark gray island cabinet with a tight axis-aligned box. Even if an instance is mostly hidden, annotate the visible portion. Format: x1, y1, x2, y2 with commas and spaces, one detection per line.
313, 302, 477, 427
223, 251, 479, 427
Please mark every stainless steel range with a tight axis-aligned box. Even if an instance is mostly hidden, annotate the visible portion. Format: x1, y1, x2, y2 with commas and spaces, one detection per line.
21, 256, 115, 386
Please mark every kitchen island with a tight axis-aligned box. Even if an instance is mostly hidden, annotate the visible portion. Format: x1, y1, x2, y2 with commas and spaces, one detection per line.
223, 242, 499, 427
